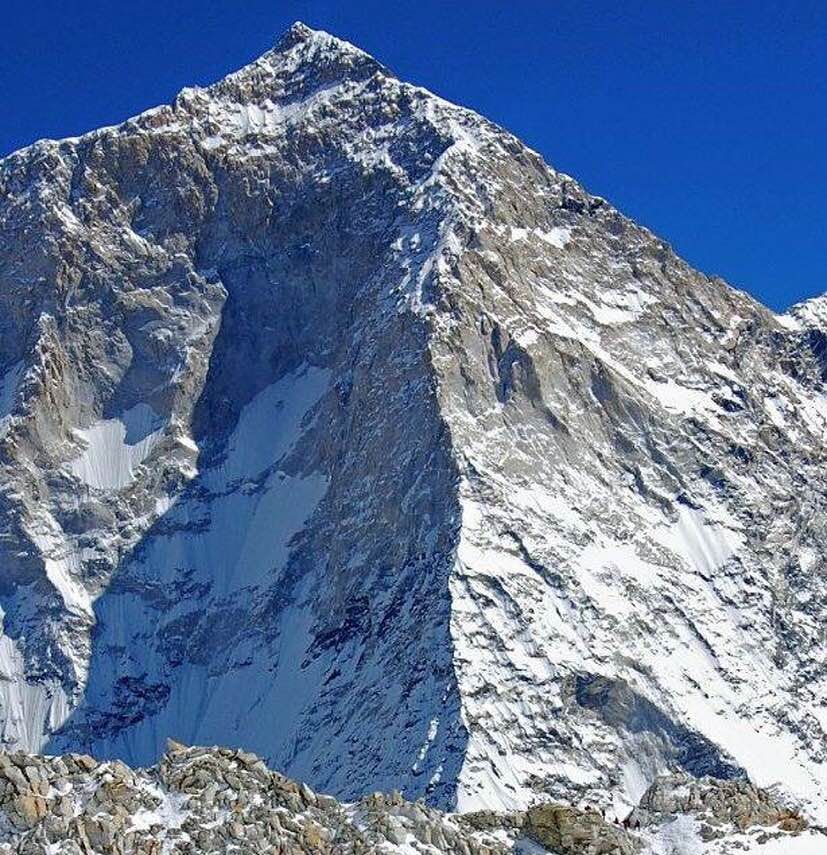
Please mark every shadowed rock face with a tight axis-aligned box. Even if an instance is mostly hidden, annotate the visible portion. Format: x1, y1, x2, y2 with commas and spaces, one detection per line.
0, 21, 826, 819
573, 675, 744, 781
0, 23, 466, 808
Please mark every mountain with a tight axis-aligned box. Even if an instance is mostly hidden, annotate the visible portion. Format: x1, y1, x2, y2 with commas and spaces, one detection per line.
0, 21, 825, 822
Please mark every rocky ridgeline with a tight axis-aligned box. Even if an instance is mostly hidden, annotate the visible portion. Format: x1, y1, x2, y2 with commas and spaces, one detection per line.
0, 742, 506, 854
462, 774, 814, 855
633, 774, 809, 841
0, 742, 812, 854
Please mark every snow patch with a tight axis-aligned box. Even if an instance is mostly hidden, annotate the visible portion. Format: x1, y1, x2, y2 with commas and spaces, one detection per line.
206, 365, 329, 485
0, 632, 71, 752
645, 378, 721, 424
508, 225, 572, 249
640, 814, 704, 854
653, 504, 742, 577
127, 785, 189, 833
69, 403, 165, 491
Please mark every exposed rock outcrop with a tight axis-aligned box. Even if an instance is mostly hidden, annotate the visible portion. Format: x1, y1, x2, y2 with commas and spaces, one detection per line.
524, 804, 639, 854
0, 747, 819, 854
633, 774, 808, 836
0, 745, 505, 854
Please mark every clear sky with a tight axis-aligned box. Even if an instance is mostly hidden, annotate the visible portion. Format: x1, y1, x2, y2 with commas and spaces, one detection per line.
1, 1, 824, 310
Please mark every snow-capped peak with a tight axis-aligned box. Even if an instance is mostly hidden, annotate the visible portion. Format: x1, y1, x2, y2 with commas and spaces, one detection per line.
0, 22, 825, 832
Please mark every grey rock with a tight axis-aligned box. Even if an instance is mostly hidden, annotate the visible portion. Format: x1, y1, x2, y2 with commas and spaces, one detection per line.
634, 774, 808, 835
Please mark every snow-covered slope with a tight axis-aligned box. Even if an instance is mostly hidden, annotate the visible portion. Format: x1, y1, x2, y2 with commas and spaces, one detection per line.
0, 21, 825, 823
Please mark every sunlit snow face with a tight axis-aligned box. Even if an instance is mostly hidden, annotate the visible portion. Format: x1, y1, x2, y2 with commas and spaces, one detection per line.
68, 403, 166, 492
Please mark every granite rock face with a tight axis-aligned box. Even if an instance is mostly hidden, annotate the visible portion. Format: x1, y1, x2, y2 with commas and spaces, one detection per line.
0, 21, 825, 821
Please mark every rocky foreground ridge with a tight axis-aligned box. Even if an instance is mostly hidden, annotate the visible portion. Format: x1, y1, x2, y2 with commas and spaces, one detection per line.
0, 743, 821, 854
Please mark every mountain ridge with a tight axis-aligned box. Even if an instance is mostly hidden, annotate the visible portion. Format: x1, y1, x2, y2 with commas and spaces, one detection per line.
5, 21, 821, 321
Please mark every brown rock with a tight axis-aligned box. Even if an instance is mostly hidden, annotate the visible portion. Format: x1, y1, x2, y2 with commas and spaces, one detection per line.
11, 793, 48, 828
166, 738, 188, 754
74, 755, 98, 773
526, 803, 640, 855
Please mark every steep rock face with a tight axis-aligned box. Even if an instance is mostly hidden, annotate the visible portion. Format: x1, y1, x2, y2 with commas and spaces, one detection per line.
0, 24, 466, 805
0, 22, 825, 819
425, 141, 827, 813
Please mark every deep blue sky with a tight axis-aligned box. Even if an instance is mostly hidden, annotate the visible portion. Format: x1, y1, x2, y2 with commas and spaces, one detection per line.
1, 1, 824, 310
